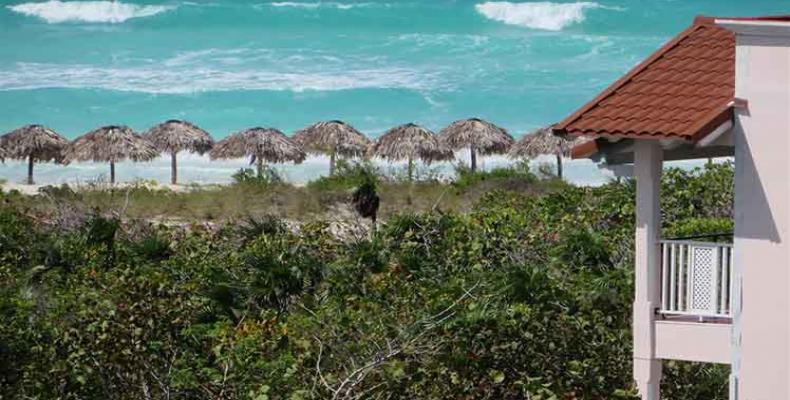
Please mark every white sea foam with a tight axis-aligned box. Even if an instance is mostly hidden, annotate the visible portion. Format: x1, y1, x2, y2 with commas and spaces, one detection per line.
475, 1, 607, 31
7, 0, 174, 23
270, 2, 321, 8
268, 2, 376, 10
0, 62, 445, 94
394, 33, 490, 50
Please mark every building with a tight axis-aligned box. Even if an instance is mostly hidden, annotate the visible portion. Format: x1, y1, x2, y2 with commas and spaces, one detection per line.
553, 15, 790, 400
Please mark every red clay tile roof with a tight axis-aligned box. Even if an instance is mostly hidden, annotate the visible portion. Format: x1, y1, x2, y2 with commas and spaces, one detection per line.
554, 16, 735, 142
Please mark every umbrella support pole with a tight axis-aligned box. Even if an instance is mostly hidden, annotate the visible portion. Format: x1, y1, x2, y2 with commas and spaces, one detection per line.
556, 153, 563, 179
407, 157, 414, 205
470, 147, 477, 173
110, 161, 115, 185
171, 152, 178, 185
27, 155, 34, 185
170, 152, 178, 185
256, 158, 264, 178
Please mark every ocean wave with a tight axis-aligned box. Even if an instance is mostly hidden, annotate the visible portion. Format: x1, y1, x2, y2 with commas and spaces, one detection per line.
266, 2, 378, 10
7, 0, 175, 23
475, 1, 610, 31
0, 62, 445, 94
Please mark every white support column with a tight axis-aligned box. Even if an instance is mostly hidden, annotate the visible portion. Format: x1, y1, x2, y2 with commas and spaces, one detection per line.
633, 140, 663, 400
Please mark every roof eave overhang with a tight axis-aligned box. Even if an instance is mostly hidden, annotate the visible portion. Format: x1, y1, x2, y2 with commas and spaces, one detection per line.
564, 106, 735, 164
716, 19, 790, 37
572, 137, 734, 166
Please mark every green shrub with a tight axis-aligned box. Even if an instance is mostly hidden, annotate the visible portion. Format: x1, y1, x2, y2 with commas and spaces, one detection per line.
129, 232, 172, 262
232, 167, 283, 186
551, 227, 612, 272
307, 160, 380, 191
453, 161, 537, 191
237, 214, 288, 243
85, 212, 120, 267
0, 161, 735, 399
664, 218, 733, 243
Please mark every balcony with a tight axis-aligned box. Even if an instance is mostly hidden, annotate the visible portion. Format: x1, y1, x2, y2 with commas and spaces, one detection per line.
652, 238, 734, 364
659, 239, 733, 321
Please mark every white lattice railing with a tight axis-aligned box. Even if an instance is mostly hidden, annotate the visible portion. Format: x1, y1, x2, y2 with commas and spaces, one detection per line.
659, 240, 733, 319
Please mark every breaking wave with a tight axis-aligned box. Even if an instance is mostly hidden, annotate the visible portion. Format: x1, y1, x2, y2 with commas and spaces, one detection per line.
7, 0, 175, 24
475, 1, 608, 31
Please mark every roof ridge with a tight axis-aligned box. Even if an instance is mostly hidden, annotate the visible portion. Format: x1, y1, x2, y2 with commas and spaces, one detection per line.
694, 15, 717, 26
554, 16, 719, 135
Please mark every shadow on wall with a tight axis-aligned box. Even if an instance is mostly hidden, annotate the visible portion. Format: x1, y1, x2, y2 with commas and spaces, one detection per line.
734, 107, 780, 243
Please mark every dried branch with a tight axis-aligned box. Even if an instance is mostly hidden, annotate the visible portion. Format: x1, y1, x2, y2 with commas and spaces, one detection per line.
313, 281, 481, 399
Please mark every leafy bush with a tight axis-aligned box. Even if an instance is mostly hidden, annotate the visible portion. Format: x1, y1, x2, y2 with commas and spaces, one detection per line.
664, 218, 733, 243
661, 161, 733, 222
85, 212, 120, 267
237, 214, 288, 243
307, 160, 380, 191
453, 161, 537, 191
232, 167, 283, 186
551, 227, 612, 272
0, 162, 734, 399
129, 232, 172, 262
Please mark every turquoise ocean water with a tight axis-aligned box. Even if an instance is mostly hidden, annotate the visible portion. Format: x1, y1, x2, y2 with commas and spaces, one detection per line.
0, 0, 785, 185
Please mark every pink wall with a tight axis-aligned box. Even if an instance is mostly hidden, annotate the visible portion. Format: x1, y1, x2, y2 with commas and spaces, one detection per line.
722, 19, 790, 400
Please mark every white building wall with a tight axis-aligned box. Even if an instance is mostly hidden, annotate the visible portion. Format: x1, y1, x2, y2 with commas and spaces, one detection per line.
728, 25, 790, 400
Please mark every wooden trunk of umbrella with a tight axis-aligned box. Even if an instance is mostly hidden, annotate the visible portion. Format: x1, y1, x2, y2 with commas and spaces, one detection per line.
470, 144, 477, 172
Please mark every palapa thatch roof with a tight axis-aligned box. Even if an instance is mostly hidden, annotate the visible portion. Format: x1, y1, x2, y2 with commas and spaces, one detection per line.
438, 118, 514, 155
143, 119, 214, 154
209, 127, 306, 164
292, 120, 371, 157
509, 125, 586, 159
0, 124, 69, 162
370, 123, 453, 163
63, 125, 159, 163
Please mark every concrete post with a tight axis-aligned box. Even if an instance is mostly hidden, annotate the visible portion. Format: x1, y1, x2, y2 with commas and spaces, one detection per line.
633, 140, 663, 400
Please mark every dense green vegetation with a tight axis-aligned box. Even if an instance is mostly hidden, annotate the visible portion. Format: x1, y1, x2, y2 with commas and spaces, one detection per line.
0, 162, 733, 399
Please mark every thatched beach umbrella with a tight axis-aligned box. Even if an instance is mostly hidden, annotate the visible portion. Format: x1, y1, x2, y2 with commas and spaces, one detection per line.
292, 120, 371, 176
509, 125, 583, 179
144, 120, 214, 185
438, 118, 514, 173
0, 124, 69, 184
64, 125, 158, 184
370, 123, 453, 181
209, 127, 306, 177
